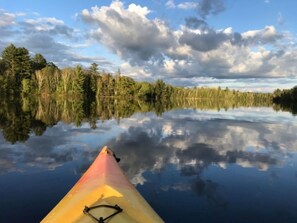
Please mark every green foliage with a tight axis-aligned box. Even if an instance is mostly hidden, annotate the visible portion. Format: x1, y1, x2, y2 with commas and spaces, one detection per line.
47, 62, 58, 68
1, 43, 296, 144
83, 72, 97, 98
1, 44, 18, 76
171, 86, 272, 105
85, 63, 99, 97
1, 44, 32, 94
2, 45, 32, 80
0, 59, 6, 74
0, 44, 275, 105
0, 99, 40, 144
73, 65, 85, 94
21, 79, 32, 95
0, 94, 278, 144
137, 82, 154, 99
115, 76, 136, 98
35, 65, 60, 95
154, 79, 166, 99
273, 86, 297, 115
273, 86, 297, 103
32, 53, 47, 71
58, 68, 72, 94
90, 63, 99, 75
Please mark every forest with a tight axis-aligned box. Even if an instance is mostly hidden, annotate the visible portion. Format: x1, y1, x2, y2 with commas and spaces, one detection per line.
1, 44, 297, 144
272, 86, 297, 114
0, 44, 274, 103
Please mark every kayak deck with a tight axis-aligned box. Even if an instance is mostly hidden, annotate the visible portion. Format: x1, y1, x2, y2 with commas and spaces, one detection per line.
42, 146, 164, 223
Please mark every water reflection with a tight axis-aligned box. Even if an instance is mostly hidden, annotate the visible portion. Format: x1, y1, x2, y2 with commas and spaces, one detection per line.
114, 113, 295, 172
1, 107, 296, 176
0, 96, 295, 144
0, 105, 297, 222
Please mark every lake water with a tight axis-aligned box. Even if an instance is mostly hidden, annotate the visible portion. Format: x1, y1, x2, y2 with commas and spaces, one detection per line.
0, 106, 297, 222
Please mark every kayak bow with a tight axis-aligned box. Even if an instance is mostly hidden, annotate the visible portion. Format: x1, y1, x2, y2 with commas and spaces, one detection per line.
42, 146, 164, 223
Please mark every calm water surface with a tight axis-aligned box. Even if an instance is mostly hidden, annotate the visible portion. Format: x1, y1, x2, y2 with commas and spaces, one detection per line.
0, 107, 297, 222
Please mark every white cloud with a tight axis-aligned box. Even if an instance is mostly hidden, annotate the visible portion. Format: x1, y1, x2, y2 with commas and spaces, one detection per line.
0, 9, 16, 27
79, 1, 297, 91
25, 17, 64, 26
128, 3, 150, 16
120, 62, 153, 80
166, 0, 198, 10
178, 2, 198, 9
242, 26, 281, 45
22, 17, 74, 37
81, 1, 175, 66
166, 0, 175, 8
1, 2, 297, 92
0, 9, 113, 70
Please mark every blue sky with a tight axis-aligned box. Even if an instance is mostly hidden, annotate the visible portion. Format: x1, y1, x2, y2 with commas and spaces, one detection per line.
1, 0, 297, 92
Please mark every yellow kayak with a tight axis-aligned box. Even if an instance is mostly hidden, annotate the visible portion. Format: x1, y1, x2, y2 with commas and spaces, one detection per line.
42, 146, 164, 223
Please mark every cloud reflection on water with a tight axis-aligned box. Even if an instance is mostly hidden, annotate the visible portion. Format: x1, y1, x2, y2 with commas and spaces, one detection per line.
110, 110, 297, 186
0, 107, 297, 222
0, 108, 296, 180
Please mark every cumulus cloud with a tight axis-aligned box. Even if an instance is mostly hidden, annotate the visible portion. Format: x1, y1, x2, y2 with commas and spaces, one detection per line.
1, 2, 297, 91
81, 1, 175, 66
79, 1, 297, 89
167, 25, 296, 82
180, 24, 281, 52
179, 28, 229, 52
241, 26, 282, 45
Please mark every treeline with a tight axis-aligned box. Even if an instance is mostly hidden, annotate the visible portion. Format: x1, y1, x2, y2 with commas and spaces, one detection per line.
0, 96, 277, 144
0, 44, 273, 103
172, 86, 272, 104
0, 44, 174, 100
0, 96, 175, 143
272, 86, 297, 115
273, 87, 297, 103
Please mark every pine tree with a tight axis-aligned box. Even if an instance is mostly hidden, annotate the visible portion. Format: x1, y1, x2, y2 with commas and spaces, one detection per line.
73, 65, 85, 95
32, 53, 47, 71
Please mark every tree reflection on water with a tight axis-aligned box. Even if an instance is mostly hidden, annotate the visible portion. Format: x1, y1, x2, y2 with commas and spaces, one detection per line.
1, 98, 297, 222
1, 95, 294, 144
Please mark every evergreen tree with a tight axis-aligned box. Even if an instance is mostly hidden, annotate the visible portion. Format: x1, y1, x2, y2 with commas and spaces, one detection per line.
154, 79, 166, 99
0, 59, 6, 74
90, 63, 99, 75
32, 53, 47, 71
73, 65, 85, 95
1, 44, 32, 94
